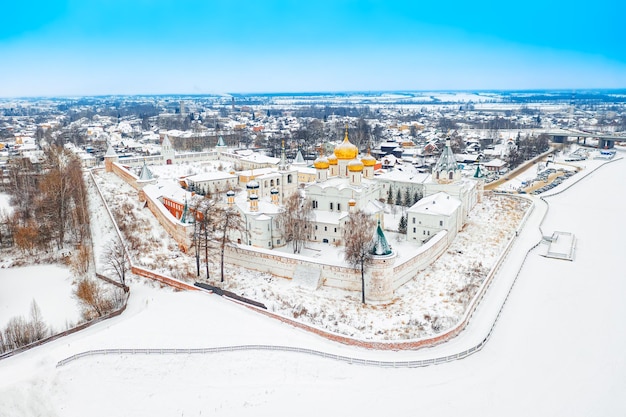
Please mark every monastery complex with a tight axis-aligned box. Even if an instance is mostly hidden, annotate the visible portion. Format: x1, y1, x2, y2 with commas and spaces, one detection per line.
102, 128, 482, 304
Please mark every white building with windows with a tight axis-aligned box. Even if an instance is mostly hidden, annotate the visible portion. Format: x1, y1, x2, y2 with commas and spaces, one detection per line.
184, 171, 238, 196
406, 192, 462, 244
227, 143, 299, 248
422, 138, 480, 225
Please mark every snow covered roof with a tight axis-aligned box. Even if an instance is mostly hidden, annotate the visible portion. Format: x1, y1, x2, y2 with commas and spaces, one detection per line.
240, 153, 280, 165
408, 192, 460, 216
374, 169, 430, 184
143, 180, 192, 205
186, 171, 237, 182
484, 158, 506, 168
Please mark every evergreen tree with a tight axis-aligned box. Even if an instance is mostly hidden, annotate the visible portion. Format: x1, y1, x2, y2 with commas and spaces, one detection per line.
403, 188, 412, 207
413, 190, 421, 205
387, 187, 394, 204
395, 188, 402, 206
398, 214, 407, 234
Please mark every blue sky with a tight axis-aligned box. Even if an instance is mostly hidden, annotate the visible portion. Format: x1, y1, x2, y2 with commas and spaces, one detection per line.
1, 0, 625, 97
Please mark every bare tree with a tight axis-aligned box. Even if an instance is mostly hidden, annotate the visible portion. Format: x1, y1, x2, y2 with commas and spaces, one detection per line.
73, 278, 115, 319
70, 244, 92, 278
214, 206, 244, 283
342, 210, 376, 304
29, 299, 48, 341
1, 300, 48, 352
191, 196, 218, 279
103, 238, 130, 287
275, 191, 313, 254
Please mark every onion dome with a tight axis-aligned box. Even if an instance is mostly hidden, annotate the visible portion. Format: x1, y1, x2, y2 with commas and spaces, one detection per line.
327, 154, 338, 165
334, 127, 358, 160
249, 194, 259, 200
347, 159, 364, 172
348, 198, 357, 207
361, 152, 376, 167
246, 179, 260, 189
270, 188, 279, 195
226, 190, 235, 197
313, 155, 329, 169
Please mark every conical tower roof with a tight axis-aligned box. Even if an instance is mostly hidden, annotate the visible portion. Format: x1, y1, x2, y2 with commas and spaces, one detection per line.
473, 163, 484, 178
433, 138, 458, 174
105, 142, 117, 157
180, 198, 190, 223
138, 160, 154, 181
370, 220, 392, 256
292, 149, 306, 165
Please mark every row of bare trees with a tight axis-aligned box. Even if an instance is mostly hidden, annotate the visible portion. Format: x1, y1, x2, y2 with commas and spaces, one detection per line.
191, 196, 245, 283
0, 300, 48, 354
4, 146, 90, 256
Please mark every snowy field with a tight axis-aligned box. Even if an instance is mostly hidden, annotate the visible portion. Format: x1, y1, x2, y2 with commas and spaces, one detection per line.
0, 265, 82, 332
1, 153, 625, 416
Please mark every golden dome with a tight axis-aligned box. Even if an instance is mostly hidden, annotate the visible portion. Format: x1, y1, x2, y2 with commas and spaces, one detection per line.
347, 159, 364, 172
348, 199, 357, 207
334, 126, 358, 160
328, 154, 338, 165
313, 156, 329, 169
361, 153, 376, 167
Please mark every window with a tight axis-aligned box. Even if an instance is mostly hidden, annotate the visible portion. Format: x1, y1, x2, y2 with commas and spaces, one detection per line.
324, 226, 327, 231
423, 230, 426, 235
277, 239, 280, 245
334, 228, 337, 233
449, 171, 454, 180
312, 200, 318, 209
330, 202, 333, 210
412, 217, 416, 224
337, 203, 341, 211
288, 174, 293, 183
271, 179, 274, 186
277, 179, 280, 185
413, 228, 416, 233
268, 242, 271, 247
439, 220, 443, 226
315, 225, 318, 230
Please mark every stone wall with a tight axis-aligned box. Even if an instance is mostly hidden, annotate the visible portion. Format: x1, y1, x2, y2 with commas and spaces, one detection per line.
224, 245, 362, 291
391, 230, 449, 289
224, 232, 453, 303
131, 266, 199, 292
139, 187, 193, 252
110, 162, 141, 190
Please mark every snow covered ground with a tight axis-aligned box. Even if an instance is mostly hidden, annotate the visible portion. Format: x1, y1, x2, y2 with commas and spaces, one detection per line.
0, 265, 82, 333
1, 152, 625, 416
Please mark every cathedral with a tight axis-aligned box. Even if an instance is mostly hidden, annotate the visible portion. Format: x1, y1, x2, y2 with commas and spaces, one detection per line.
305, 127, 384, 245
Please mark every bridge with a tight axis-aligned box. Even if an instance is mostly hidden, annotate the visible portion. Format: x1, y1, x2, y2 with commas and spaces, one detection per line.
545, 129, 626, 149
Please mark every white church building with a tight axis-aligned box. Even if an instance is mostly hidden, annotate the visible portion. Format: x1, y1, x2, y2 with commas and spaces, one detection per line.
305, 128, 384, 244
